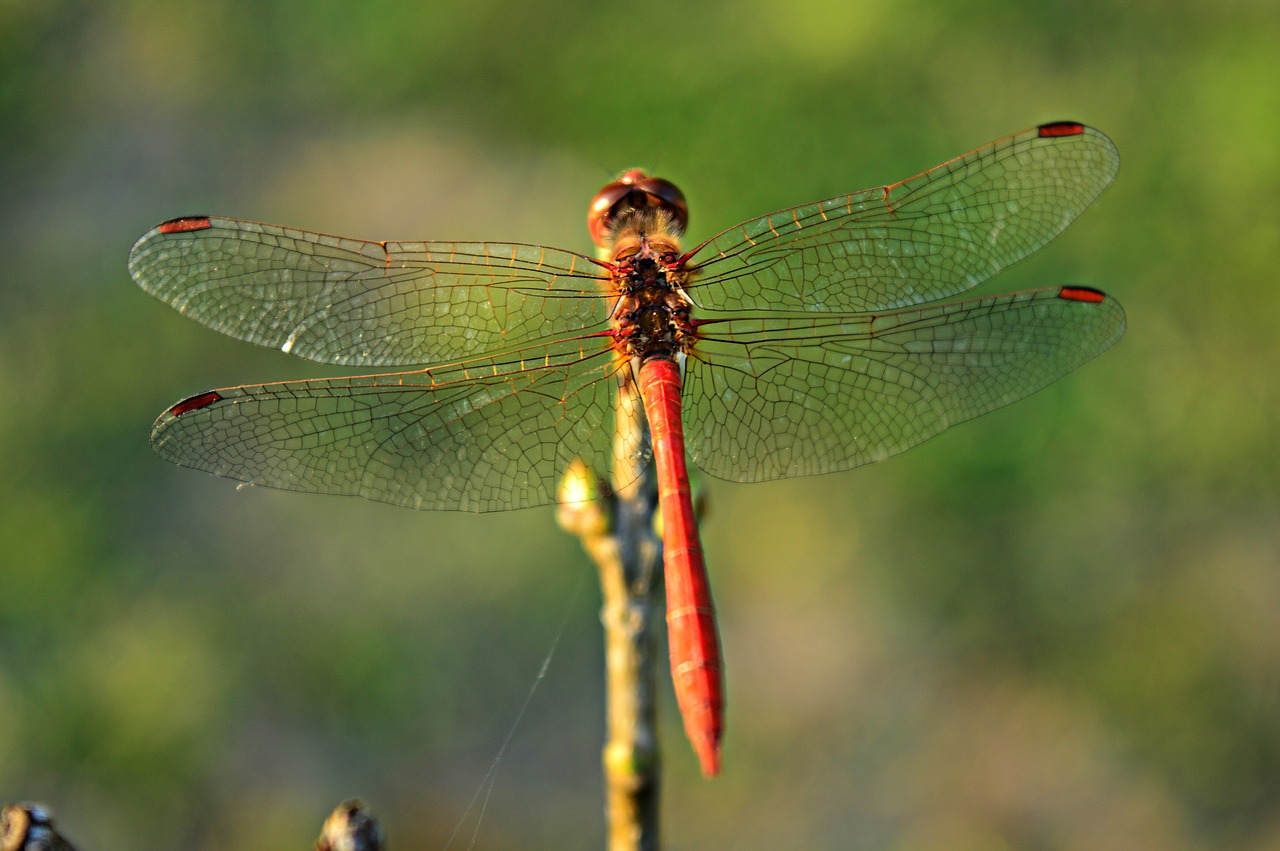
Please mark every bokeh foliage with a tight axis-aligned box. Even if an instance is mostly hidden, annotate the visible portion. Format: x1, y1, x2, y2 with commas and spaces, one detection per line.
2, 0, 1278, 847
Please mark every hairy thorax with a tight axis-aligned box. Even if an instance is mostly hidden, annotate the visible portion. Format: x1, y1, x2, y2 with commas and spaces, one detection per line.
607, 211, 698, 365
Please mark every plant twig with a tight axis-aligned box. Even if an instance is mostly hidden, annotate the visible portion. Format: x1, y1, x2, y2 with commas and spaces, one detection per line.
1, 803, 80, 851
558, 378, 662, 851
314, 800, 383, 851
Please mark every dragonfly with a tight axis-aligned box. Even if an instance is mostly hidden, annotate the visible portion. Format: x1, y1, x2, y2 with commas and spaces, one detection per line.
130, 121, 1125, 778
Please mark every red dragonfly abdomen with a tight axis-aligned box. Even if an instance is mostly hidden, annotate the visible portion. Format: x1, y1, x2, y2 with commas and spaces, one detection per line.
638, 355, 723, 777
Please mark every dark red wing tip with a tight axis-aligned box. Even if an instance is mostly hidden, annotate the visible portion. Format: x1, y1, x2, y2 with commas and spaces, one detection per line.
1037, 121, 1087, 138
1058, 286, 1107, 303
168, 390, 223, 417
157, 216, 213, 234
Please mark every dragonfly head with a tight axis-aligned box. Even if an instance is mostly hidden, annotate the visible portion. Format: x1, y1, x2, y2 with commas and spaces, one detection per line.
589, 169, 688, 248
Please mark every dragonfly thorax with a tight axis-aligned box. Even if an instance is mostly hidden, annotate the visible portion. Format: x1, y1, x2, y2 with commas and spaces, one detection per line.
609, 229, 697, 363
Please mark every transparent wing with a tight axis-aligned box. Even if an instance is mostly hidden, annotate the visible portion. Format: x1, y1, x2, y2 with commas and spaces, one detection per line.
686, 123, 1119, 313
128, 216, 609, 367
683, 287, 1125, 482
149, 338, 623, 512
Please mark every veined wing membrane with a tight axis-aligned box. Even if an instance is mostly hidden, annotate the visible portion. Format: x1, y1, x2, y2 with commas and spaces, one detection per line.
685, 124, 1119, 313
129, 217, 609, 368
150, 337, 624, 512
683, 287, 1125, 482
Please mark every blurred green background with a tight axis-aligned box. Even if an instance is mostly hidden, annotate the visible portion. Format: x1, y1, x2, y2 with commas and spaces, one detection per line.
3, 0, 1278, 848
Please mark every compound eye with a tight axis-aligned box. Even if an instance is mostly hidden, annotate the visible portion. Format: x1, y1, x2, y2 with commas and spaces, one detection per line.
587, 170, 689, 247
587, 173, 643, 247
632, 177, 688, 232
